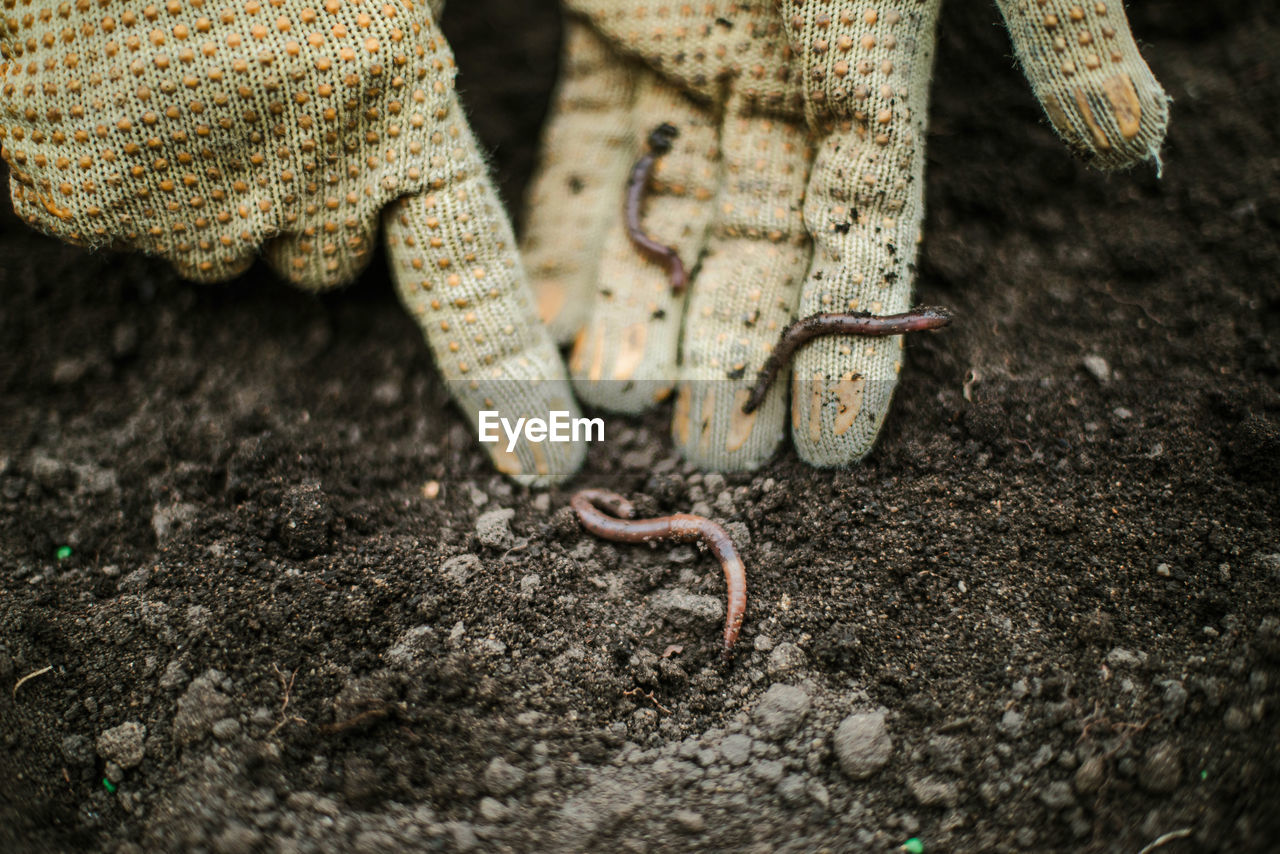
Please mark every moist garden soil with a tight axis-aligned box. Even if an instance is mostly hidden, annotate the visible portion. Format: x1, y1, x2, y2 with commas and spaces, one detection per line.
2, 1, 1278, 852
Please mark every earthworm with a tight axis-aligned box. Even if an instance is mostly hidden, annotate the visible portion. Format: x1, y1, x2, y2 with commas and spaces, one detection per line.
570, 489, 746, 658
625, 123, 686, 294
742, 307, 954, 414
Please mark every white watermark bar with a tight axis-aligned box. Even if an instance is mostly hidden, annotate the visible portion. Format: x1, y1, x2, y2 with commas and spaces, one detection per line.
477, 410, 605, 453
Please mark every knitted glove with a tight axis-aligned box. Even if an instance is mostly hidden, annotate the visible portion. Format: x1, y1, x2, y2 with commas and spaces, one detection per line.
523, 1, 1168, 470
1, 0, 583, 485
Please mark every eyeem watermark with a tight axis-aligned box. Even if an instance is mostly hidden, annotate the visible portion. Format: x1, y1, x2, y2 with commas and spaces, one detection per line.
478, 410, 604, 453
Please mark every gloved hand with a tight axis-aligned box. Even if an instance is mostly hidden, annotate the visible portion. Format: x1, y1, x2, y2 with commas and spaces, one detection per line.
1, 0, 583, 485
523, 1, 1168, 470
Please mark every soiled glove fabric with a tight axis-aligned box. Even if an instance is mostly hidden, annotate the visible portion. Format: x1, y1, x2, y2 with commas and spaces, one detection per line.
1, 0, 583, 484
523, 0, 1169, 471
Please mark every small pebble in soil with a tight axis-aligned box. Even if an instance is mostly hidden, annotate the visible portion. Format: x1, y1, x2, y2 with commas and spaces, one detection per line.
753, 684, 811, 741
478, 797, 511, 823
650, 589, 721, 631
173, 671, 233, 745
719, 733, 753, 766
1039, 780, 1075, 810
673, 809, 705, 834
385, 625, 438, 668
997, 709, 1024, 738
766, 642, 807, 677
1082, 354, 1111, 382
448, 821, 478, 852
97, 721, 146, 769
61, 734, 95, 768
909, 775, 958, 808
212, 718, 241, 741
833, 710, 893, 780
777, 774, 807, 805
475, 508, 515, 549
442, 553, 481, 584
483, 757, 526, 796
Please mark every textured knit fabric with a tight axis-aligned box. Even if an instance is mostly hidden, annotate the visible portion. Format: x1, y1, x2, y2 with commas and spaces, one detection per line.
523, 0, 1169, 471
1, 0, 583, 484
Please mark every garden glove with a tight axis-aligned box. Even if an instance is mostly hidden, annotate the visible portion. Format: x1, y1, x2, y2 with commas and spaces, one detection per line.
0, 0, 583, 485
522, 0, 1168, 470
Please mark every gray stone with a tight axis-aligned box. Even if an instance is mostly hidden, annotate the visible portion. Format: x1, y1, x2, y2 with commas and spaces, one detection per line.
1224, 706, 1250, 731
555, 778, 643, 842
1040, 780, 1075, 810
96, 721, 146, 769
211, 718, 241, 741
61, 734, 95, 767
173, 671, 233, 745
833, 710, 893, 780
753, 684, 811, 741
672, 809, 705, 834
650, 590, 721, 630
752, 759, 785, 784
766, 642, 807, 677
441, 554, 482, 585
475, 508, 515, 549
483, 757, 526, 796
1105, 647, 1146, 670
777, 775, 807, 805
478, 797, 511, 823
1160, 680, 1188, 720
997, 709, 1025, 738
447, 822, 478, 852
719, 733, 753, 766
158, 660, 188, 690
385, 625, 437, 668
807, 780, 831, 810
1082, 355, 1111, 382
908, 775, 958, 807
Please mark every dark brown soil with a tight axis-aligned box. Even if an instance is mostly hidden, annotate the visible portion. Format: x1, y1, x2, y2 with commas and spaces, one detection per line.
2, 2, 1278, 852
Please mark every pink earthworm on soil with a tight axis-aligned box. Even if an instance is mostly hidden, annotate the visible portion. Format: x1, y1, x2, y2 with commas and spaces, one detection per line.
742, 307, 954, 414
570, 489, 746, 658
625, 123, 687, 294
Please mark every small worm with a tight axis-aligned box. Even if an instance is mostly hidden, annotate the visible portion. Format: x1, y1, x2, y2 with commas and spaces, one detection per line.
625, 123, 687, 294
742, 306, 954, 414
571, 489, 746, 658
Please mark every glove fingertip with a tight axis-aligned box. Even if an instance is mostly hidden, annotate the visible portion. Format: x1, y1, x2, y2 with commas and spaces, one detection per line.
789, 339, 903, 468
673, 383, 788, 473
